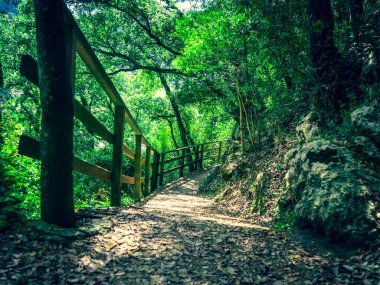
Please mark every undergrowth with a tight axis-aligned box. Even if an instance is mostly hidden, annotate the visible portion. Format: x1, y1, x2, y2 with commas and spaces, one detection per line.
199, 138, 295, 231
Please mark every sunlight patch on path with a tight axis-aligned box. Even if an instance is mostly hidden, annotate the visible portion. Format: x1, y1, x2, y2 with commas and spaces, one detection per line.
142, 173, 269, 230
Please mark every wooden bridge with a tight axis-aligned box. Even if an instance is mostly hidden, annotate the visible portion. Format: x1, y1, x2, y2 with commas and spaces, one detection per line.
17, 2, 229, 228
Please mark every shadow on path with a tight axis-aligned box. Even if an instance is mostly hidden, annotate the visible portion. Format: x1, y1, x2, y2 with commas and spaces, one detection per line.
0, 169, 359, 284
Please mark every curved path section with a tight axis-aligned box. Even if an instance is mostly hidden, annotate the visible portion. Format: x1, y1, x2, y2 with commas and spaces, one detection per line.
1, 169, 366, 284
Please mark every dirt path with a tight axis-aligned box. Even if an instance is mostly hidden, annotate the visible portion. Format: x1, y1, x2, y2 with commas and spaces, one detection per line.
0, 169, 379, 284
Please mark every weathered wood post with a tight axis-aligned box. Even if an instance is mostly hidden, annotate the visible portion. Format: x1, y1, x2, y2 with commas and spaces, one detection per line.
134, 134, 142, 201
194, 145, 199, 170
111, 106, 125, 206
218, 141, 223, 163
186, 148, 195, 172
200, 144, 205, 169
159, 152, 165, 186
179, 148, 185, 177
150, 151, 160, 192
34, 0, 76, 227
143, 146, 151, 197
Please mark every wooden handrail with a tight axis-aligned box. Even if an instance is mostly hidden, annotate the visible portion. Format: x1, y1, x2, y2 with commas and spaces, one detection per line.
158, 139, 230, 184
62, 5, 157, 153
18, 135, 135, 184
20, 55, 146, 165
17, 2, 230, 218
18, 2, 159, 212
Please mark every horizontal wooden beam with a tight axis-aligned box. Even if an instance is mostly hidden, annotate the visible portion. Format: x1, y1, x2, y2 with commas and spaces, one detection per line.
121, 175, 134, 184
61, 6, 157, 153
164, 155, 181, 164
73, 100, 113, 143
163, 145, 195, 154
204, 154, 219, 160
73, 157, 111, 181
184, 151, 195, 157
162, 140, 229, 155
204, 146, 219, 152
19, 135, 112, 181
19, 55, 143, 163
163, 165, 181, 174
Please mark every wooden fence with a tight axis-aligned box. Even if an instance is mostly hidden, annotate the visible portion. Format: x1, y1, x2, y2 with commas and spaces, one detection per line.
17, 3, 229, 209
159, 140, 229, 185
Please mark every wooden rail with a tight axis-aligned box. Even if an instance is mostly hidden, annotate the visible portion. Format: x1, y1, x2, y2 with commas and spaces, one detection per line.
16, 2, 230, 219
158, 140, 229, 186
18, 3, 158, 207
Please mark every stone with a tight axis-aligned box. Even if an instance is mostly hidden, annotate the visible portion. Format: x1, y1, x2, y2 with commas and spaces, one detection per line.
284, 106, 380, 246
0, 214, 8, 232
352, 136, 380, 165
251, 172, 268, 214
285, 138, 379, 246
351, 100, 380, 148
220, 162, 238, 181
296, 113, 319, 143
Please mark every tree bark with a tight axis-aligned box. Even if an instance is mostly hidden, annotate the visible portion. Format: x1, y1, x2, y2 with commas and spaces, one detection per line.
34, 0, 75, 227
307, 0, 361, 113
0, 61, 4, 148
158, 74, 194, 171
237, 92, 245, 152
348, 0, 364, 46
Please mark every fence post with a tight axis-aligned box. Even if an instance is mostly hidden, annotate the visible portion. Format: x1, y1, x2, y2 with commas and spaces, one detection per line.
159, 152, 165, 186
218, 141, 223, 163
144, 146, 151, 197
194, 145, 199, 170
134, 134, 142, 201
200, 144, 205, 169
179, 148, 185, 177
35, 2, 76, 227
151, 151, 160, 192
111, 106, 125, 206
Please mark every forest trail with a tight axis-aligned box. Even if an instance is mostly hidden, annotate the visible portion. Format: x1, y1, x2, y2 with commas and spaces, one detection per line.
1, 169, 376, 284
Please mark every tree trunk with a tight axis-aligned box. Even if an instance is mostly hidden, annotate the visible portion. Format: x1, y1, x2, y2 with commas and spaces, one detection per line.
34, 0, 75, 227
166, 118, 180, 157
159, 74, 194, 171
307, 0, 361, 114
0, 61, 4, 148
348, 0, 364, 46
237, 92, 245, 152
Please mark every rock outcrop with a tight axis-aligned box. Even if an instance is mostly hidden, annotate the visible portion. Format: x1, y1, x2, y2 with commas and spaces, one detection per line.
284, 102, 380, 246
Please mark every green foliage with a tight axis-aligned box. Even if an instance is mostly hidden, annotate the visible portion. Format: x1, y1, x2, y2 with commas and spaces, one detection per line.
273, 209, 296, 231
1, 109, 41, 221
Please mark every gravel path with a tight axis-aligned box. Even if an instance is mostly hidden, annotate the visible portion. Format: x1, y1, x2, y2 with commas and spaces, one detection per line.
0, 169, 379, 284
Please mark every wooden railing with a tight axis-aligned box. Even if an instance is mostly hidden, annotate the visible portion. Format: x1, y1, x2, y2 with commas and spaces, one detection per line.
17, 3, 230, 210
159, 140, 229, 185
18, 4, 159, 205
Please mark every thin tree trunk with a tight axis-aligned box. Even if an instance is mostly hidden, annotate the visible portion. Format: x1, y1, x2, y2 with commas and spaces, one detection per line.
35, 0, 75, 227
159, 74, 194, 171
237, 92, 245, 152
0, 61, 4, 148
236, 76, 253, 149
165, 118, 180, 157
349, 0, 363, 46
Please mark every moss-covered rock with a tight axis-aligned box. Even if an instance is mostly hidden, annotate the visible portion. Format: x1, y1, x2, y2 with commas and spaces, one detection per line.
220, 162, 239, 181
351, 101, 380, 148
284, 104, 380, 246
251, 172, 268, 214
